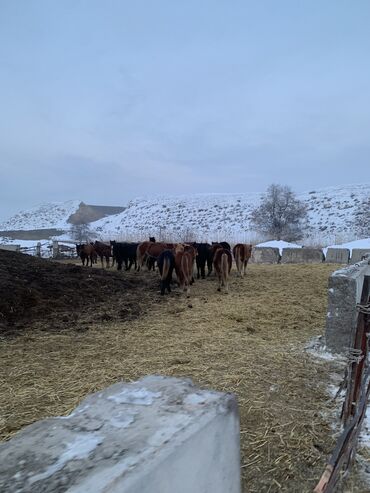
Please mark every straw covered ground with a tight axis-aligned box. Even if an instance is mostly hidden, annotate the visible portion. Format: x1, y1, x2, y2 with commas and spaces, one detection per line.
0, 257, 367, 492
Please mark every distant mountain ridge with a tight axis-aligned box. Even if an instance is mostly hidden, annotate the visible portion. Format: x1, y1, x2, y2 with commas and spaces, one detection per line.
1, 183, 369, 244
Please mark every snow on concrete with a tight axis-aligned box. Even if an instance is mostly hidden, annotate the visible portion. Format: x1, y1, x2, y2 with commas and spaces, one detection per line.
256, 240, 302, 254
0, 376, 240, 493
107, 388, 162, 406
323, 238, 370, 256
29, 433, 104, 484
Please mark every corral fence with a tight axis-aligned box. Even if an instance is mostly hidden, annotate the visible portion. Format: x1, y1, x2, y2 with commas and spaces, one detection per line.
0, 242, 45, 257
315, 255, 370, 492
50, 240, 78, 259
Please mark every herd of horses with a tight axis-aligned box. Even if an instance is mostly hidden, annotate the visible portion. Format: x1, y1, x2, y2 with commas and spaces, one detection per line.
75, 239, 253, 296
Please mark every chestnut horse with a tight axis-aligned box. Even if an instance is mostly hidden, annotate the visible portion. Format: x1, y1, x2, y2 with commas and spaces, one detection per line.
94, 241, 113, 268
76, 243, 97, 267
232, 243, 253, 277
213, 247, 233, 293
174, 244, 193, 297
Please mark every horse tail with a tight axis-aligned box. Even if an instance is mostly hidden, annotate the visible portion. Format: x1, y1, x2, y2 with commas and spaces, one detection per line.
161, 256, 170, 281
136, 244, 143, 271
181, 253, 191, 296
221, 252, 229, 292
235, 246, 242, 276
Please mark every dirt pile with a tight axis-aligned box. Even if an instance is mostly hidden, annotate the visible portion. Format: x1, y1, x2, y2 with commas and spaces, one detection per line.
0, 251, 155, 337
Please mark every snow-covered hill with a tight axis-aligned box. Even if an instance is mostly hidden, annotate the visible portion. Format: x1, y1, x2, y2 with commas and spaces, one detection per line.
1, 183, 369, 244
0, 200, 81, 231
92, 183, 370, 244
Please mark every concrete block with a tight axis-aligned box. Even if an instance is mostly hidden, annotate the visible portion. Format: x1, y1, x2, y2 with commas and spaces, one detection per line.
325, 248, 350, 264
250, 247, 280, 264
0, 244, 20, 252
350, 248, 370, 264
325, 259, 370, 354
0, 375, 241, 493
281, 247, 324, 264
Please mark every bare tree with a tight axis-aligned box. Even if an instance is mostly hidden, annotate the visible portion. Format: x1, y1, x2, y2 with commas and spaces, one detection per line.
250, 184, 309, 241
70, 222, 96, 243
353, 196, 370, 238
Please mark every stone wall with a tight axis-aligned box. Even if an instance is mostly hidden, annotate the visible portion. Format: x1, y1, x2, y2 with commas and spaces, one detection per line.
0, 376, 241, 493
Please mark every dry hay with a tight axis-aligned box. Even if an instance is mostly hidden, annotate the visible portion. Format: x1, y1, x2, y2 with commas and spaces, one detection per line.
0, 263, 367, 492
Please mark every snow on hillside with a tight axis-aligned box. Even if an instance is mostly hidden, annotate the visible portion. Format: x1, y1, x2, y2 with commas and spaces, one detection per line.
0, 183, 369, 244
92, 192, 261, 243
299, 183, 369, 241
0, 200, 81, 231
91, 183, 370, 244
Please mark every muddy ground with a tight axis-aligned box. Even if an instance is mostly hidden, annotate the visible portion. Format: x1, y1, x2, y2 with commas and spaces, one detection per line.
0, 250, 156, 337
0, 253, 368, 492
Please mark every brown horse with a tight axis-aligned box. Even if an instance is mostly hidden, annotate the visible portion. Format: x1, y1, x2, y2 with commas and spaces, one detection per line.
94, 241, 113, 268
184, 244, 197, 284
213, 247, 233, 293
232, 243, 253, 277
174, 247, 194, 297
136, 238, 157, 271
76, 243, 97, 267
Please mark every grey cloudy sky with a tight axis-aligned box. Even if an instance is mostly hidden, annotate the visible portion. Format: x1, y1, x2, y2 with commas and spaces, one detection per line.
1, 0, 370, 221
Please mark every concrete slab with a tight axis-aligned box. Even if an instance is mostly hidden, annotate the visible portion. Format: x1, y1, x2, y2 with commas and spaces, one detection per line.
0, 244, 20, 252
281, 247, 324, 264
325, 259, 370, 354
350, 249, 370, 264
250, 247, 280, 264
0, 376, 241, 493
325, 248, 350, 264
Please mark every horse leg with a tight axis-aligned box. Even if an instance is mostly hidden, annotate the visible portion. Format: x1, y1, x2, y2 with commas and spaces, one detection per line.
225, 279, 229, 294
186, 283, 190, 297
217, 274, 221, 292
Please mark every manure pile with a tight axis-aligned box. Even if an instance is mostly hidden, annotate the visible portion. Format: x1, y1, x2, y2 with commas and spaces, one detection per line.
0, 250, 155, 336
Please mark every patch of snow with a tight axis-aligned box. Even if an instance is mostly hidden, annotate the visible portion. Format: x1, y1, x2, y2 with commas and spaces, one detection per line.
361, 411, 370, 447
184, 392, 217, 406
307, 348, 337, 361
28, 433, 103, 484
323, 238, 370, 256
107, 388, 162, 406
110, 412, 137, 429
256, 240, 302, 254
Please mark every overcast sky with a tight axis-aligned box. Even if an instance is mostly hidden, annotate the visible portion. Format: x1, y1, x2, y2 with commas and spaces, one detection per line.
1, 1, 370, 221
